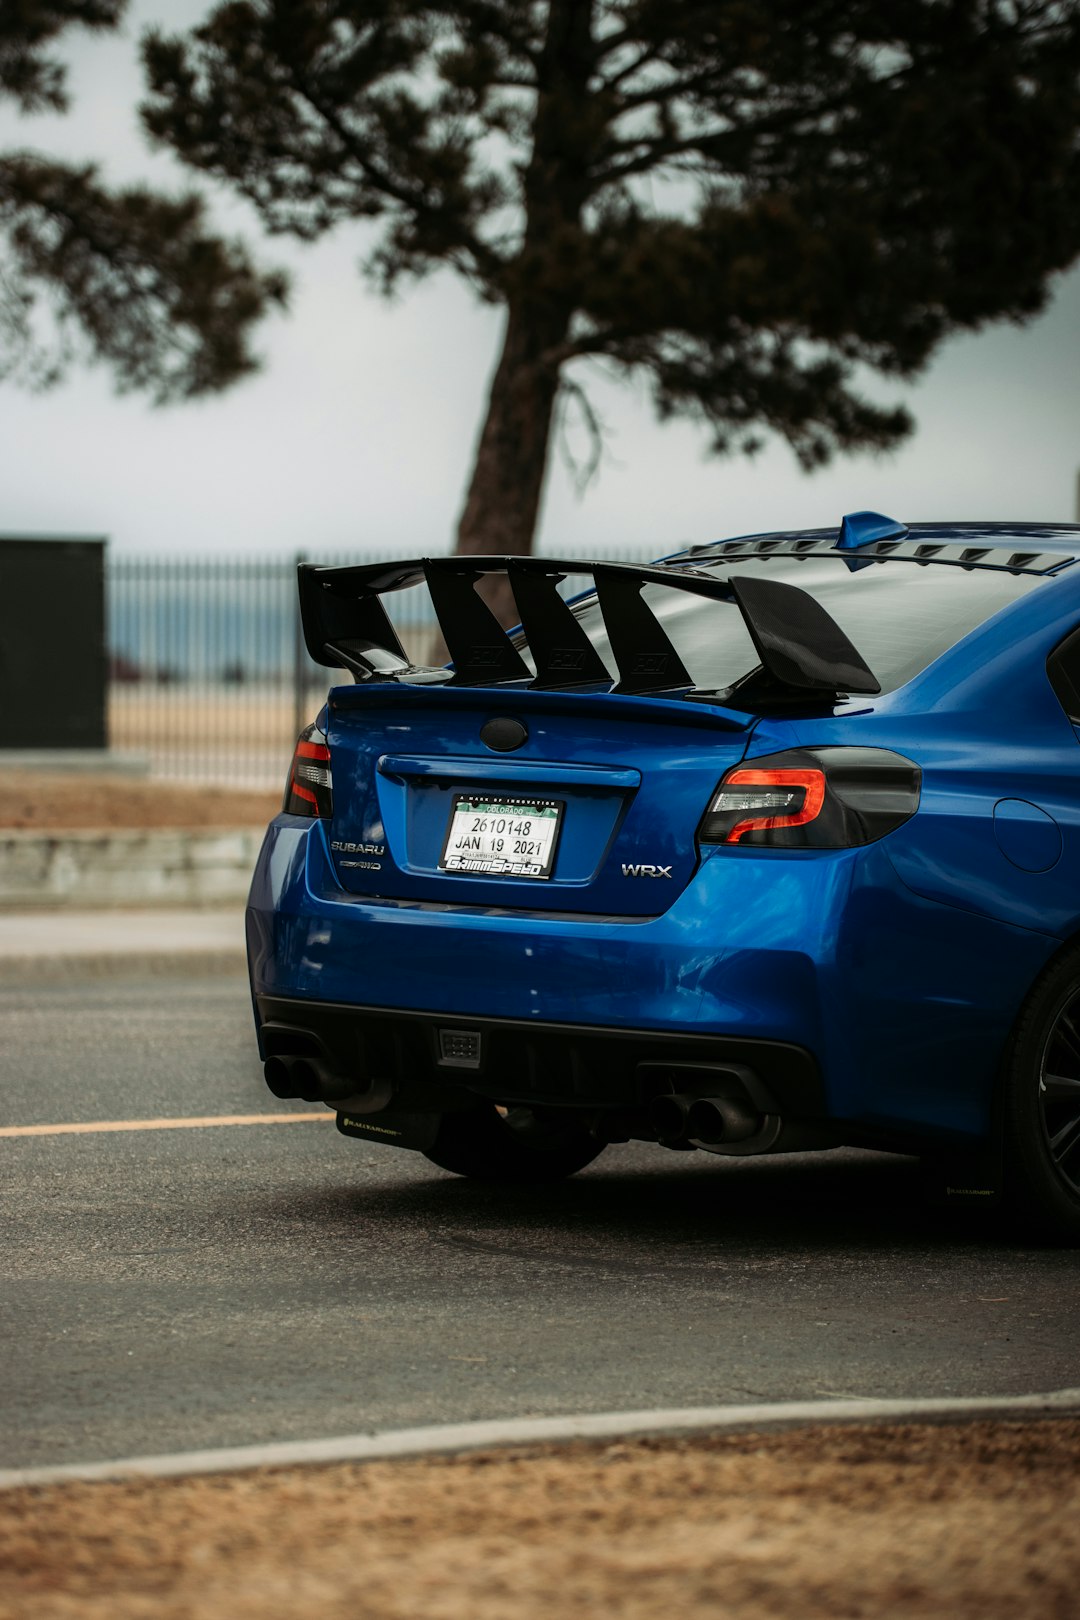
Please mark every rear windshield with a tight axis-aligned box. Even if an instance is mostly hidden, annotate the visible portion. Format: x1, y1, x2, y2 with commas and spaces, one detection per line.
567, 556, 1048, 695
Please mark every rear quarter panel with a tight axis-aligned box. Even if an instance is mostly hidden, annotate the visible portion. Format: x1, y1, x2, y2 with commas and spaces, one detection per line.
767, 570, 1080, 942
740, 570, 1080, 1138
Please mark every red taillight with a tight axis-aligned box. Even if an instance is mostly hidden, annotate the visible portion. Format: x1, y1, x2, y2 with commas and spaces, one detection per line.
701, 768, 826, 845
699, 747, 921, 849
284, 725, 333, 818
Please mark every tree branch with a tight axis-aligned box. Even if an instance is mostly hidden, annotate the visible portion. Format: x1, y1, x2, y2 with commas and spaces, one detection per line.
0, 0, 125, 113
592, 80, 878, 189
0, 155, 287, 399
557, 375, 607, 493
285, 59, 507, 284
610, 62, 727, 109
431, 1, 542, 71
600, 38, 668, 92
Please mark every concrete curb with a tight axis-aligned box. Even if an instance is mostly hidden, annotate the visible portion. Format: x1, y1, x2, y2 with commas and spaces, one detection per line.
3, 1388, 1079, 1490
0, 750, 149, 776
0, 948, 247, 983
0, 908, 248, 983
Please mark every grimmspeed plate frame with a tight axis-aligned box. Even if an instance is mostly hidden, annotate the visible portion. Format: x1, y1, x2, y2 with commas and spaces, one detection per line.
439, 795, 564, 879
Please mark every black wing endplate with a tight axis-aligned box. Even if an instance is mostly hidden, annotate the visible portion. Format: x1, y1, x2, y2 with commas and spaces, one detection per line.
297, 556, 879, 699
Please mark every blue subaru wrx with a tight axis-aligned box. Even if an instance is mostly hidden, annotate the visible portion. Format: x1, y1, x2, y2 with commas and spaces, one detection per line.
246, 513, 1080, 1240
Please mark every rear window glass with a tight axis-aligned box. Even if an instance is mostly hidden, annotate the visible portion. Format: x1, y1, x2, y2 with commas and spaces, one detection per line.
567, 556, 1047, 695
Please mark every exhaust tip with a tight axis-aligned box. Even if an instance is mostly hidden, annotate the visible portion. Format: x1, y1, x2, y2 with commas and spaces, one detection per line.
290, 1058, 323, 1102
650, 1094, 690, 1141
686, 1097, 762, 1145
263, 1057, 295, 1099
263, 1055, 326, 1101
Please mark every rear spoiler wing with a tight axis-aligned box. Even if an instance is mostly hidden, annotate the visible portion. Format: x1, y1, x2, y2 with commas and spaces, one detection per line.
297, 556, 880, 699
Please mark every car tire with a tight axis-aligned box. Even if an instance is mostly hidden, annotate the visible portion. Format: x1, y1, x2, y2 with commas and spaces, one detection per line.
422, 1104, 605, 1183
1002, 945, 1080, 1244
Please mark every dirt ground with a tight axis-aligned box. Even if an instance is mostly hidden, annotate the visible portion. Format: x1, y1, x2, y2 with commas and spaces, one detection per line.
0, 773, 280, 831
2, 1419, 1078, 1620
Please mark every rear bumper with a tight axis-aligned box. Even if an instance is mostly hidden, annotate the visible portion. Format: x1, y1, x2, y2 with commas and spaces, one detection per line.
247, 819, 846, 1056
246, 817, 1056, 1143
254, 991, 824, 1117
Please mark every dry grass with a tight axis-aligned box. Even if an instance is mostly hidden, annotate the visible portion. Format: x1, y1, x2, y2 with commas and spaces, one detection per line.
108, 690, 301, 750
2, 1419, 1078, 1620
0, 772, 279, 831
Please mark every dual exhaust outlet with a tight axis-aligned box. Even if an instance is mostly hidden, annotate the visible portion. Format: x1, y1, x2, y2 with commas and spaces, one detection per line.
264, 1049, 770, 1149
649, 1092, 764, 1146
263, 1053, 390, 1112
263, 1054, 338, 1103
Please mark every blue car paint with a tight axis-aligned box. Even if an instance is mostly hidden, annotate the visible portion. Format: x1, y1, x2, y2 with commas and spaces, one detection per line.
246, 810, 1054, 1142
322, 684, 754, 914
247, 521, 1080, 1155
837, 510, 910, 550
993, 800, 1062, 872
763, 569, 1080, 939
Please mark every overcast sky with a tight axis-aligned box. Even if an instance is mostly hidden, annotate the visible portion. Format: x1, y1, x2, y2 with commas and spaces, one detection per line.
1, 0, 1078, 559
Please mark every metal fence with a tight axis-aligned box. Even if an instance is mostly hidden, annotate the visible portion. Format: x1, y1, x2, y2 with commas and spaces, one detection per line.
107, 547, 656, 787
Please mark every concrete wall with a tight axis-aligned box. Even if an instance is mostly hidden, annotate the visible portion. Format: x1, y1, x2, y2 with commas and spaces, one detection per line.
0, 829, 263, 908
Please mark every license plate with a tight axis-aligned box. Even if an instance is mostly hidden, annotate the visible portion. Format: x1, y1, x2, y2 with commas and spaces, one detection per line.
439, 795, 563, 879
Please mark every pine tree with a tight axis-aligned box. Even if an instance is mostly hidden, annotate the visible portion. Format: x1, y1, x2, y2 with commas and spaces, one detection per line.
0, 0, 286, 400
9, 4, 1080, 599
143, 0, 1080, 601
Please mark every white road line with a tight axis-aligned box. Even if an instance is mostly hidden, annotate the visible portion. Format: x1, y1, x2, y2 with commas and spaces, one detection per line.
3, 1389, 1079, 1489
0, 1113, 334, 1138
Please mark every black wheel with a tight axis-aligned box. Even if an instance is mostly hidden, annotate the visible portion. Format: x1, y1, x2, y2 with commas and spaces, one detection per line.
422, 1103, 605, 1183
1002, 946, 1080, 1243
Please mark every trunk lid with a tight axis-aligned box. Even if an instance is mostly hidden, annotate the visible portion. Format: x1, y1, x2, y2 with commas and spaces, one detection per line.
323, 684, 753, 916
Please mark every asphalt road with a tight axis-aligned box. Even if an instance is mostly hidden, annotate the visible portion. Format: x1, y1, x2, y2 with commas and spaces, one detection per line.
2, 972, 1078, 1471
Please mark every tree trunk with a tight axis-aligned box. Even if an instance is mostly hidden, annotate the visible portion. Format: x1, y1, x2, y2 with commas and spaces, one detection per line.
453, 297, 570, 624
452, 0, 595, 627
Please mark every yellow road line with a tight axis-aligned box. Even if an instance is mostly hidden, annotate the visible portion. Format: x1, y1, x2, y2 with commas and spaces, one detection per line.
0, 1113, 335, 1139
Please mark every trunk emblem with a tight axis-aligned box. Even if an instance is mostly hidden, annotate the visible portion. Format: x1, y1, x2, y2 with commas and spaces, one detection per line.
480, 717, 527, 752
622, 863, 674, 878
